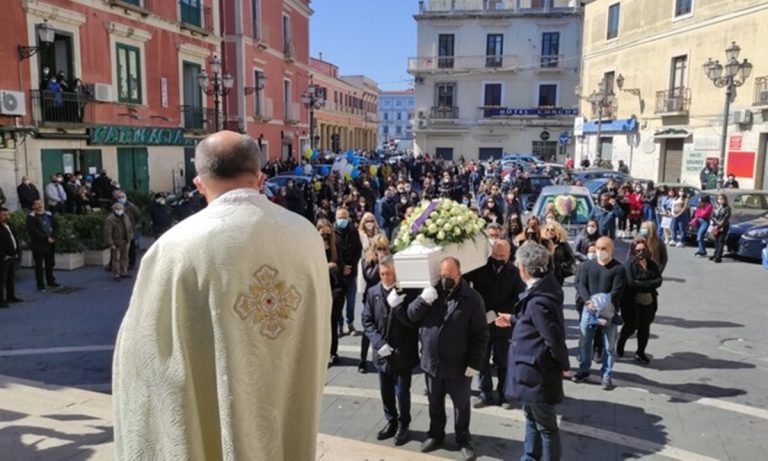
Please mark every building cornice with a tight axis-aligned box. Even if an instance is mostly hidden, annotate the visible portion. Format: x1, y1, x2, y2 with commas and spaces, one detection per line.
177, 42, 213, 59
106, 21, 153, 42
22, 0, 87, 26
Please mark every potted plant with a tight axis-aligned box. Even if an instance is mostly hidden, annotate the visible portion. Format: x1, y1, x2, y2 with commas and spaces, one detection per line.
74, 212, 111, 266
9, 210, 33, 268
52, 214, 86, 270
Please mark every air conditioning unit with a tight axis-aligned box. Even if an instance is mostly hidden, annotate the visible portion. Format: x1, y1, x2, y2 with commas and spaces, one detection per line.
760, 91, 768, 105
0, 90, 26, 116
417, 111, 425, 119
733, 109, 753, 125
88, 83, 114, 102
418, 120, 426, 129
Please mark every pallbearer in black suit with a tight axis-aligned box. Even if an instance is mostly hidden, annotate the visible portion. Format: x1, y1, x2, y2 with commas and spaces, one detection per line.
361, 256, 419, 446
0, 207, 23, 307
406, 257, 489, 461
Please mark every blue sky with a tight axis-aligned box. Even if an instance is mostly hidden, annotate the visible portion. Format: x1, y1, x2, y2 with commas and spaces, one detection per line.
310, 0, 418, 91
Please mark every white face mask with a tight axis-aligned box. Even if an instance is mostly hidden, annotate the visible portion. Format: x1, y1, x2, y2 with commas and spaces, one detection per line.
364, 222, 375, 231
597, 250, 610, 263
587, 226, 597, 235
114, 210, 125, 216
587, 252, 597, 261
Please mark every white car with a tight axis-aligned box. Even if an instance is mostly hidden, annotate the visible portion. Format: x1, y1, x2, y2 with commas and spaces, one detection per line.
527, 185, 595, 243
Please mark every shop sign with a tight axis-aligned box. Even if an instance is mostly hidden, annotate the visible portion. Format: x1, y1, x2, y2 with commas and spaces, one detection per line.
683, 150, 706, 172
88, 125, 187, 146
487, 107, 579, 118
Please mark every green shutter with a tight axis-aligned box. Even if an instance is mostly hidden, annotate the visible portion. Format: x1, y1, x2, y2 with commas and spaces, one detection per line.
116, 43, 142, 104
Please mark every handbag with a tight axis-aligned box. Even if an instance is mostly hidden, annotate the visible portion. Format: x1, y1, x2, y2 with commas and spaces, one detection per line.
661, 216, 673, 229
710, 225, 721, 237
635, 292, 654, 306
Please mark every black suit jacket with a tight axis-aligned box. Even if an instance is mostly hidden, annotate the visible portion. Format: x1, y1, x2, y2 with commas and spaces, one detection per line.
465, 260, 525, 338
0, 223, 22, 259
26, 212, 58, 253
17, 183, 41, 209
361, 283, 419, 374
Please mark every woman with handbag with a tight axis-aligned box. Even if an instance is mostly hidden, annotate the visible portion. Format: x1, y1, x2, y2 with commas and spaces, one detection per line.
542, 221, 575, 286
617, 237, 663, 364
710, 194, 731, 263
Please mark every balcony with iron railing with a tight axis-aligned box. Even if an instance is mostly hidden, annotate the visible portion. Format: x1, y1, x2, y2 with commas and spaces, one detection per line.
179, 2, 213, 35
408, 54, 519, 74
108, 0, 152, 16
418, 0, 577, 14
284, 41, 295, 61
284, 102, 301, 124
180, 105, 216, 133
254, 97, 274, 121
30, 89, 93, 127
753, 76, 768, 106
535, 54, 566, 71
591, 99, 618, 120
655, 87, 690, 115
430, 106, 459, 119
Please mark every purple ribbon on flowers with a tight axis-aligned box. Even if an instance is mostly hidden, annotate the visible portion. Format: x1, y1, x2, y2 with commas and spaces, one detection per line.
411, 200, 439, 235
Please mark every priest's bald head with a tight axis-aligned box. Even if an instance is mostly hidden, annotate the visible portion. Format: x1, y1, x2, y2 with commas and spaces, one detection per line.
193, 130, 265, 201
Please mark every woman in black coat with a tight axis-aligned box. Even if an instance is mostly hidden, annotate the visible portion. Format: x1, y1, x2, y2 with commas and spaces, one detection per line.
542, 222, 575, 286
710, 193, 732, 263
318, 219, 346, 366
617, 237, 663, 364
358, 235, 391, 373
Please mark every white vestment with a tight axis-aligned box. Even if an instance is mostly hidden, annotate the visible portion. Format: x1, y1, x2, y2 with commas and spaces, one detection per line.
113, 188, 331, 461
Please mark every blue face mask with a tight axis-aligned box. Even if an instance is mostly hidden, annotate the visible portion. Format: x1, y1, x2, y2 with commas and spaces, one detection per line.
639, 228, 649, 237
336, 218, 349, 229
117, 197, 127, 204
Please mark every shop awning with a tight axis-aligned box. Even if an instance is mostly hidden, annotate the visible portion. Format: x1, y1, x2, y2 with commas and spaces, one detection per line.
653, 128, 691, 140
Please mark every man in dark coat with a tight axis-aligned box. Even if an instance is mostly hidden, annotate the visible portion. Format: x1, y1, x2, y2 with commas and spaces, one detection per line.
496, 241, 570, 461
589, 193, 625, 239
406, 257, 489, 461
26, 199, 61, 291
17, 176, 41, 211
465, 240, 524, 408
361, 257, 419, 446
0, 207, 23, 307
334, 207, 362, 335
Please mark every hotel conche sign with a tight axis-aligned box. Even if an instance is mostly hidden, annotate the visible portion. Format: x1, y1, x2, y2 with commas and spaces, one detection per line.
88, 125, 190, 146
487, 107, 579, 118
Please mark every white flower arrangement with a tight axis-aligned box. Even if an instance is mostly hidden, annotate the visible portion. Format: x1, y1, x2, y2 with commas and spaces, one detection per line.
392, 198, 487, 252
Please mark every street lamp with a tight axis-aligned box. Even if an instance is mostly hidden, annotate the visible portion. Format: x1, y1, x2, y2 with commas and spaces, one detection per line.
585, 78, 615, 163
704, 42, 753, 188
301, 75, 325, 150
18, 20, 55, 61
197, 55, 234, 131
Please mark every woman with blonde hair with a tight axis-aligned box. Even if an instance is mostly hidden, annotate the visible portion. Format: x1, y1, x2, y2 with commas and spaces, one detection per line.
638, 220, 668, 273
358, 234, 391, 373
358, 212, 381, 251
541, 221, 575, 285
317, 218, 345, 366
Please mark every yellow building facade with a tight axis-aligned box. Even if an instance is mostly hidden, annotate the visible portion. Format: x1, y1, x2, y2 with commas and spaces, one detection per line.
578, 0, 768, 188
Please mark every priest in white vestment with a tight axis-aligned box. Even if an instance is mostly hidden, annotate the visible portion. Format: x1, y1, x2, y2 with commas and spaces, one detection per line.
113, 131, 331, 460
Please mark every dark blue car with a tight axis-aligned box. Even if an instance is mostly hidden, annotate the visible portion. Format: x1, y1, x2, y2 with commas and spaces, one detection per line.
732, 216, 768, 260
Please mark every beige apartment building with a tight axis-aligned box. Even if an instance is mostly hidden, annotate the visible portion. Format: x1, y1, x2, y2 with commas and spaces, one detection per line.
410, 0, 583, 162
578, 0, 768, 189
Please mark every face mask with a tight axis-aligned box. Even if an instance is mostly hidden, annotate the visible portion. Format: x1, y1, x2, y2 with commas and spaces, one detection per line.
321, 232, 331, 240
546, 216, 555, 224
597, 250, 610, 263
639, 228, 649, 237
117, 198, 127, 204
718, 200, 725, 205
587, 226, 597, 235
488, 237, 497, 247
114, 210, 125, 216
587, 252, 597, 261
400, 198, 407, 205
404, 185, 411, 192
441, 277, 456, 292
490, 257, 506, 270
634, 249, 649, 260
364, 222, 375, 231
157, 198, 166, 205
526, 233, 537, 241
462, 199, 470, 206
336, 218, 348, 229
23, 181, 30, 185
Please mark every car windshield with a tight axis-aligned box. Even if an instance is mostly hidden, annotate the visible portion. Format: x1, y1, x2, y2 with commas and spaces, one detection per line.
529, 178, 554, 193
585, 179, 608, 194
535, 194, 592, 225
731, 194, 768, 216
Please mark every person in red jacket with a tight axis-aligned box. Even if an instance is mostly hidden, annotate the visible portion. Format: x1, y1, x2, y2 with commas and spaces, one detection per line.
628, 184, 645, 237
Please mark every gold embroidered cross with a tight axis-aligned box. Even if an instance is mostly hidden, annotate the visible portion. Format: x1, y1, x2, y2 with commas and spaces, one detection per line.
234, 266, 303, 339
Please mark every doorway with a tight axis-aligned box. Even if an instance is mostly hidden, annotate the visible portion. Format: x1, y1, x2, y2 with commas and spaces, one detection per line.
117, 147, 150, 194
661, 139, 684, 183
184, 147, 196, 188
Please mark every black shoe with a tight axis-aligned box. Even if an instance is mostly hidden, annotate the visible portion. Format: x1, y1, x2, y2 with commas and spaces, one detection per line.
572, 372, 590, 383
714, 258, 722, 263
709, 256, 715, 261
616, 339, 626, 358
120, 274, 132, 279
635, 352, 650, 364
37, 286, 46, 292
48, 282, 61, 288
394, 424, 410, 446
8, 297, 22, 303
420, 437, 443, 453
376, 421, 398, 440
357, 361, 368, 374
0, 303, 9, 309
459, 443, 477, 461
331, 354, 340, 365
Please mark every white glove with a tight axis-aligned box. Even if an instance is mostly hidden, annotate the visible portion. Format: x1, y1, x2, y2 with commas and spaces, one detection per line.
486, 310, 498, 324
420, 286, 439, 305
465, 367, 479, 378
378, 344, 394, 358
387, 290, 406, 307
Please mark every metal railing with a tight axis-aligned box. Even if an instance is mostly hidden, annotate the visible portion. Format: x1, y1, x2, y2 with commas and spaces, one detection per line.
408, 54, 519, 72
419, 0, 576, 13
284, 41, 295, 60
284, 102, 301, 123
591, 99, 617, 119
655, 87, 690, 114
753, 76, 768, 106
30, 89, 92, 126
180, 105, 216, 132
430, 106, 459, 119
255, 97, 274, 120
537, 54, 564, 69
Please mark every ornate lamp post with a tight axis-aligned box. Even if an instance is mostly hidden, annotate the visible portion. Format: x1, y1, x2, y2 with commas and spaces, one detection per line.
703, 42, 753, 188
18, 20, 55, 60
197, 55, 234, 131
586, 78, 615, 163
301, 75, 325, 150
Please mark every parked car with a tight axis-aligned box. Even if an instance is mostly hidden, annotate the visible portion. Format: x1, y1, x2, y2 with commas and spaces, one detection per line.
686, 189, 768, 244
572, 168, 631, 184
735, 216, 768, 261
521, 175, 556, 210
503, 153, 544, 167
657, 183, 701, 198
264, 174, 312, 197
583, 177, 656, 202
527, 185, 595, 243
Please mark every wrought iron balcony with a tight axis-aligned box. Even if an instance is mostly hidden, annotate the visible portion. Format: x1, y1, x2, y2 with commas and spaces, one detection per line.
591, 99, 618, 120
284, 102, 301, 124
284, 42, 295, 61
430, 106, 459, 119
254, 97, 274, 121
753, 76, 768, 106
655, 87, 690, 115
536, 54, 565, 70
30, 89, 93, 127
408, 54, 519, 73
180, 105, 216, 133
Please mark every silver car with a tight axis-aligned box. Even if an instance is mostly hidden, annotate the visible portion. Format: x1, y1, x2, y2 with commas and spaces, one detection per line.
528, 185, 596, 243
